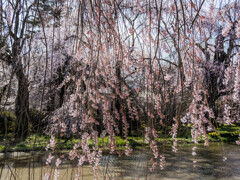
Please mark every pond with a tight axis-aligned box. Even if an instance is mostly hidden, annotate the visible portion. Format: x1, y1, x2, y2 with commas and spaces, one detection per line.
0, 143, 240, 180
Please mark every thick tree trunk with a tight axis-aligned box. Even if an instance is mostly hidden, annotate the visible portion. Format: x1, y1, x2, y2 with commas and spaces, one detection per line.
115, 63, 123, 137
15, 65, 29, 139
204, 33, 229, 125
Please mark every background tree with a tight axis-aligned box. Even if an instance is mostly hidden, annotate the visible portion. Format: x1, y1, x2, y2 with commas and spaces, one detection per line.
0, 0, 38, 138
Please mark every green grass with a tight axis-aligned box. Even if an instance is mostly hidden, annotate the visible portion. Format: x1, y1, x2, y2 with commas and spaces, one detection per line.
0, 124, 239, 152
208, 124, 240, 142
0, 135, 129, 152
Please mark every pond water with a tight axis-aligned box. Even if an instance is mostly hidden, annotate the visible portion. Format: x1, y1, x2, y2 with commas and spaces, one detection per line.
0, 143, 240, 180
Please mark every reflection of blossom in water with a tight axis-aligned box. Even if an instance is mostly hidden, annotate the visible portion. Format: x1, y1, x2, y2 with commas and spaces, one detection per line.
193, 160, 197, 168
43, 173, 50, 180
46, 154, 54, 165
55, 158, 62, 167
192, 146, 197, 156
54, 169, 59, 180
223, 157, 227, 162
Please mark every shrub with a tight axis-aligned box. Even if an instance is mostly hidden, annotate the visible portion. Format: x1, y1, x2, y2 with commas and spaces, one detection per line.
28, 109, 46, 133
0, 111, 16, 134
0, 145, 5, 152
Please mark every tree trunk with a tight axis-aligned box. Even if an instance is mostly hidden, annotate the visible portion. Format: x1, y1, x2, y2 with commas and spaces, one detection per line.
15, 64, 29, 139
115, 62, 123, 137
205, 33, 228, 125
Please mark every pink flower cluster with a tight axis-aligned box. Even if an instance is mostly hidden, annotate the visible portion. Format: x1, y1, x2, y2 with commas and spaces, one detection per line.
149, 158, 157, 172
170, 118, 179, 152
46, 154, 54, 165
145, 127, 151, 144
159, 155, 165, 170
222, 22, 232, 37
224, 104, 232, 125
236, 134, 240, 146
237, 21, 240, 38
46, 136, 56, 151
125, 140, 133, 156
164, 74, 172, 81
188, 84, 213, 146
223, 67, 232, 85
55, 158, 62, 167
233, 64, 240, 102
236, 140, 240, 145
150, 140, 158, 159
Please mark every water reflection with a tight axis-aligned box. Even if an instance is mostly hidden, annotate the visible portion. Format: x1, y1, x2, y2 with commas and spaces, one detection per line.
0, 143, 240, 180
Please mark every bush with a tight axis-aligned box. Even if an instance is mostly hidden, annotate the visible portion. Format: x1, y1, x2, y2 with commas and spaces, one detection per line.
0, 111, 16, 134
208, 132, 221, 139
0, 145, 5, 152
28, 109, 46, 133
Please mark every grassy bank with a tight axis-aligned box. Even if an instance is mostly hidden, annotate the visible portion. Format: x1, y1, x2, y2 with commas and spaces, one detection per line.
0, 125, 239, 152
